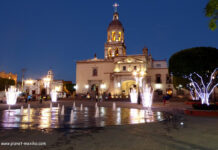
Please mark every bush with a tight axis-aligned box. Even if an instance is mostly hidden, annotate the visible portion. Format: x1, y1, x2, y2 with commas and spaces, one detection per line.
192, 104, 218, 110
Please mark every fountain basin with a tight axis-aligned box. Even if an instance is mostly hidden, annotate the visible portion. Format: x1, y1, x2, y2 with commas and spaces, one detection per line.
0, 106, 165, 129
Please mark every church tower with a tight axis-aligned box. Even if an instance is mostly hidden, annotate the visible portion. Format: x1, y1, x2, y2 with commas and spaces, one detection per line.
104, 3, 126, 59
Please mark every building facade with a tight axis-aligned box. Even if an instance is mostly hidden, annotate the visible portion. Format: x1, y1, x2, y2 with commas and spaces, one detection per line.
76, 7, 175, 97
0, 71, 17, 83
23, 70, 65, 97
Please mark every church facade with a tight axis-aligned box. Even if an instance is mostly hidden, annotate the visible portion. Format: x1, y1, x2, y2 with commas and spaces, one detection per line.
76, 8, 175, 97
23, 70, 64, 97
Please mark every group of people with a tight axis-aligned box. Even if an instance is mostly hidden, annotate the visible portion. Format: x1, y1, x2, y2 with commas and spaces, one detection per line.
23, 94, 48, 104
86, 91, 112, 102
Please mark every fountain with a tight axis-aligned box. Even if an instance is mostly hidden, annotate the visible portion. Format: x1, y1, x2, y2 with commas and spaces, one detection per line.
70, 109, 74, 124
141, 84, 153, 108
61, 105, 65, 115
95, 106, 99, 118
112, 102, 116, 111
5, 86, 20, 105
73, 101, 76, 109
50, 89, 57, 103
27, 104, 30, 122
130, 88, 138, 103
20, 106, 23, 115
80, 104, 83, 111
8, 105, 11, 111
50, 102, 52, 111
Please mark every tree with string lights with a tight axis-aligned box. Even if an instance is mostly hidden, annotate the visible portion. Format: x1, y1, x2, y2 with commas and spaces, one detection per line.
169, 47, 218, 104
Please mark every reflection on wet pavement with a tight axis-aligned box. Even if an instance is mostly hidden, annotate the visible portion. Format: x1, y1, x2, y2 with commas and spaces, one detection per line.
0, 106, 165, 129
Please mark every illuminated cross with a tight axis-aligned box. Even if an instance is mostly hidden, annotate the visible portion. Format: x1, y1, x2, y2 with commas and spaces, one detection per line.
113, 2, 119, 12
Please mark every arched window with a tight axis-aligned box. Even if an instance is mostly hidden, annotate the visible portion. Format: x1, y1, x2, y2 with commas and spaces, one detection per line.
112, 32, 116, 41
92, 68, 98, 76
108, 49, 112, 57
118, 32, 121, 41
115, 48, 119, 56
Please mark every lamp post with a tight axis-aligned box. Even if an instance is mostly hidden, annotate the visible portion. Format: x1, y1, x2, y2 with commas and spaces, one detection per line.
85, 84, 89, 97
132, 70, 145, 104
100, 83, 106, 101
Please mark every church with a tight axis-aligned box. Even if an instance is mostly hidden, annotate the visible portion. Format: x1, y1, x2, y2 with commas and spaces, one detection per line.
76, 4, 174, 97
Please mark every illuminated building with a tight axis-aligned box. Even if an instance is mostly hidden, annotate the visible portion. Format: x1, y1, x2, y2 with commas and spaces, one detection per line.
23, 70, 64, 97
76, 4, 175, 97
0, 71, 17, 83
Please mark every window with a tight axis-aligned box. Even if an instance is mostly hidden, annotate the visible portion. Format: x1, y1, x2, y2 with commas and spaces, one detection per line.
166, 74, 171, 84
123, 66, 126, 71
134, 66, 137, 70
92, 68, 98, 76
112, 31, 116, 41
118, 32, 121, 41
156, 74, 162, 83
115, 48, 119, 56
156, 64, 161, 68
108, 48, 112, 57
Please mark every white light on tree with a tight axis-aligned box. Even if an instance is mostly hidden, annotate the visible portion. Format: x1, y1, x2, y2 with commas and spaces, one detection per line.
187, 68, 218, 105
5, 86, 20, 105
189, 88, 199, 100
141, 84, 153, 108
50, 89, 57, 103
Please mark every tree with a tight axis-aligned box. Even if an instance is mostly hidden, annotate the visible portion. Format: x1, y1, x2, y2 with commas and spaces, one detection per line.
0, 77, 16, 91
205, 0, 218, 30
63, 82, 75, 94
186, 68, 218, 105
169, 47, 218, 90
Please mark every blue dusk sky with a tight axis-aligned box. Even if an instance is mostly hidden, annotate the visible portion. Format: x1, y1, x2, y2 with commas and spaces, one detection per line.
0, 0, 217, 82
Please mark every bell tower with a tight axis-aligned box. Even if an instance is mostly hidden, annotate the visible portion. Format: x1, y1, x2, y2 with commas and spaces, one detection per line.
104, 3, 126, 59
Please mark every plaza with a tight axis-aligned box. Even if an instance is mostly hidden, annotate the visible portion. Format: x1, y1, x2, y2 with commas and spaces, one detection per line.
0, 1, 217, 150
0, 99, 218, 150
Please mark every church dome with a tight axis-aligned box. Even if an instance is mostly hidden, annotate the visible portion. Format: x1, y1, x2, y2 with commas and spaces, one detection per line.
107, 12, 124, 31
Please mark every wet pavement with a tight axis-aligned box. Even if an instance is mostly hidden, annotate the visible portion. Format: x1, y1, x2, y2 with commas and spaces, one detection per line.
0, 106, 165, 129
0, 101, 217, 150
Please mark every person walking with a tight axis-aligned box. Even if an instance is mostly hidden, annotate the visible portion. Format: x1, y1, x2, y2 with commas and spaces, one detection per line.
40, 95, 42, 104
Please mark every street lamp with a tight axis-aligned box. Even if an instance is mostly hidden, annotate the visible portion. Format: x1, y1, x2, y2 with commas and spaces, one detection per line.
132, 70, 146, 104
100, 83, 106, 91
85, 84, 89, 89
